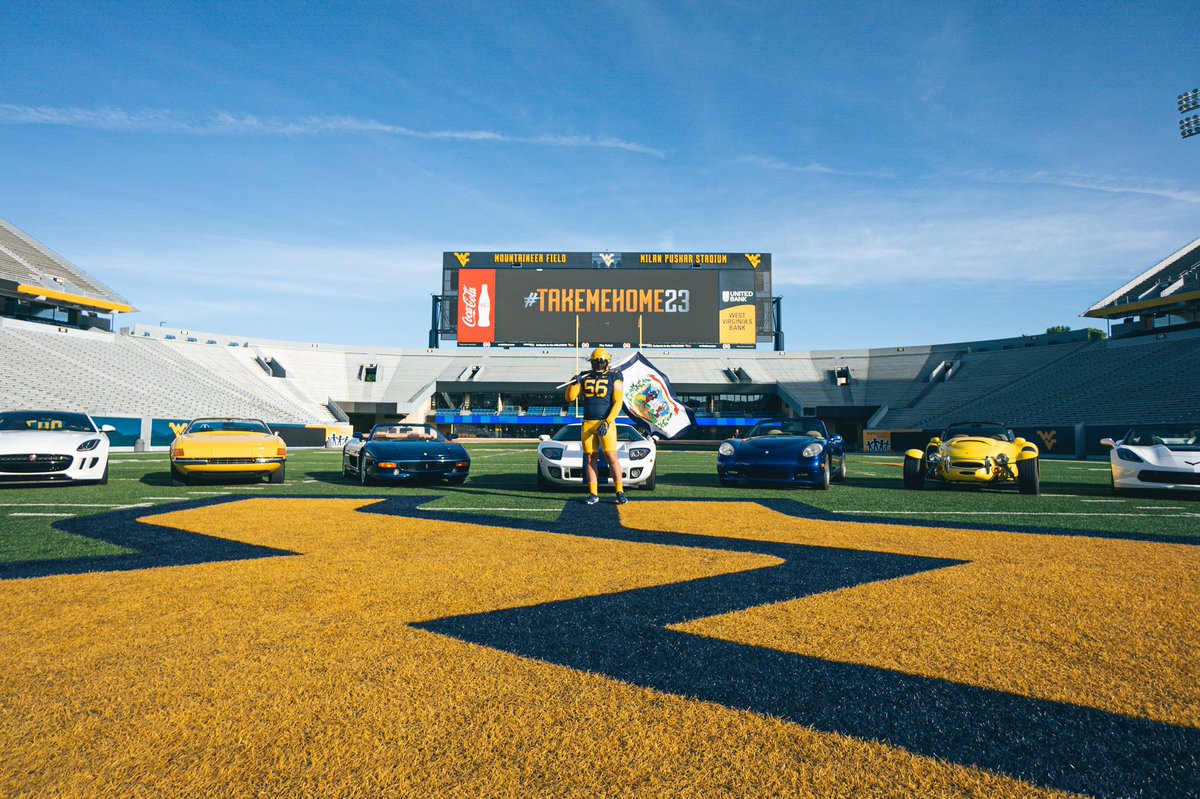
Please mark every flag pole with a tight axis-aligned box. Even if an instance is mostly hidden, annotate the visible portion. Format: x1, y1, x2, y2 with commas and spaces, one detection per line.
638, 314, 643, 350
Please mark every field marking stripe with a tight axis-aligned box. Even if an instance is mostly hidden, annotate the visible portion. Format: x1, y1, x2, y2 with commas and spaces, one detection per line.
0, 503, 145, 508
10, 512, 76, 517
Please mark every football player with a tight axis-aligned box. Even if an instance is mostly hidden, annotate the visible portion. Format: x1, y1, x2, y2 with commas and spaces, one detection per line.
564, 348, 627, 505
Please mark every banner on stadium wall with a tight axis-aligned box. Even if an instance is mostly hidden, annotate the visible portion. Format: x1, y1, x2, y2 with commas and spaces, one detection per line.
865, 427, 1078, 456
611, 352, 692, 439
150, 418, 191, 447
93, 416, 141, 448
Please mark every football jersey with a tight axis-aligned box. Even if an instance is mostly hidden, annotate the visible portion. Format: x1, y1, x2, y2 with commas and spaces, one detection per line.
579, 369, 622, 420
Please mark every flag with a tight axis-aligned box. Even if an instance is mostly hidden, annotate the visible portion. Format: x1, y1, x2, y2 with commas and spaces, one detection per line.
611, 352, 691, 439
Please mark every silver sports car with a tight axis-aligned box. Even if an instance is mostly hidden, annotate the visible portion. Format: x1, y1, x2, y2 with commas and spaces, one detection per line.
1101, 425, 1200, 494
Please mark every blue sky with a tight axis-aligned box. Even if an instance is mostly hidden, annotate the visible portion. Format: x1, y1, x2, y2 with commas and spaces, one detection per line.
2, 1, 1197, 351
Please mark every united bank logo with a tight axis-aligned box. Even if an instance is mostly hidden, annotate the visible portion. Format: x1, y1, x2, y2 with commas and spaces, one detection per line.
722, 290, 754, 303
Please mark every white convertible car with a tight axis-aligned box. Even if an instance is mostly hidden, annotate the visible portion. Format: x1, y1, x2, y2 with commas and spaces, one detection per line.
537, 423, 657, 490
1102, 425, 1200, 494
0, 410, 114, 485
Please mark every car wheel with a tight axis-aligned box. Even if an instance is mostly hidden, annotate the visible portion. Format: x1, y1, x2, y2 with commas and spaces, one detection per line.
642, 465, 656, 490
537, 469, 552, 491
269, 463, 286, 484
359, 460, 370, 486
815, 458, 831, 490
832, 456, 847, 482
96, 464, 109, 485
170, 465, 188, 487
1017, 457, 1040, 495
1110, 469, 1119, 496
902, 455, 925, 490
342, 457, 353, 478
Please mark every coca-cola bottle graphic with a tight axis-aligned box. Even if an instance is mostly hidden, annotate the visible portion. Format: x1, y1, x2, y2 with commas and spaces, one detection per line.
478, 283, 492, 328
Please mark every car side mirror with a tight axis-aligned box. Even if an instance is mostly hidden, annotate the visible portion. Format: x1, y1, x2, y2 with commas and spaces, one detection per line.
100, 425, 116, 434
538, 434, 550, 441
354, 432, 366, 441
830, 435, 844, 445
447, 433, 458, 440
1100, 437, 1116, 448
929, 437, 941, 446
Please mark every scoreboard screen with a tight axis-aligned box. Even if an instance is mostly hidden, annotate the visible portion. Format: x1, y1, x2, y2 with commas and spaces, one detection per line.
442, 251, 771, 348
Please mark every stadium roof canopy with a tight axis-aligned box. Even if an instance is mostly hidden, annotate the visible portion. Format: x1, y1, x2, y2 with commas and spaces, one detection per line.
1083, 236, 1200, 320
0, 218, 134, 313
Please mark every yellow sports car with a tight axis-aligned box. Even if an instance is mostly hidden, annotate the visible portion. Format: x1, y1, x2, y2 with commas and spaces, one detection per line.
903, 420, 1040, 494
170, 418, 287, 486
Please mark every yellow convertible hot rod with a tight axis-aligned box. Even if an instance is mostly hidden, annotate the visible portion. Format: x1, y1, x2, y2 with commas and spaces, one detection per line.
902, 421, 1040, 494
170, 418, 287, 486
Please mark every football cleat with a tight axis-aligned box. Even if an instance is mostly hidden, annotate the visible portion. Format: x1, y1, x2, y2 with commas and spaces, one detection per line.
585, 494, 600, 506
615, 492, 628, 505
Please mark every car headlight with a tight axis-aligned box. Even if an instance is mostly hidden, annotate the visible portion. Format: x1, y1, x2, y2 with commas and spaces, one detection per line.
802, 442, 825, 458
77, 438, 102, 452
1116, 448, 1144, 463
542, 447, 565, 460
718, 442, 735, 457
629, 447, 650, 460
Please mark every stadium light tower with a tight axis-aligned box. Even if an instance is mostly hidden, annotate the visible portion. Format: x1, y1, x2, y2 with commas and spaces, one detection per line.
1179, 88, 1200, 139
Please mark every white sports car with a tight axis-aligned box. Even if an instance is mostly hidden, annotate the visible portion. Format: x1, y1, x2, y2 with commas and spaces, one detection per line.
0, 410, 114, 485
1102, 425, 1200, 494
537, 423, 658, 490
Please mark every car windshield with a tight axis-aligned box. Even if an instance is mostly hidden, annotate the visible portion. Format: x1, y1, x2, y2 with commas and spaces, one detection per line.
0, 411, 95, 432
552, 424, 645, 442
744, 419, 828, 439
370, 424, 446, 442
942, 424, 1012, 442
186, 419, 271, 435
1123, 427, 1200, 451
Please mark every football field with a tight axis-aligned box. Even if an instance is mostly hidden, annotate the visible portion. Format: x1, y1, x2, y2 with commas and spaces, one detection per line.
2, 446, 1198, 798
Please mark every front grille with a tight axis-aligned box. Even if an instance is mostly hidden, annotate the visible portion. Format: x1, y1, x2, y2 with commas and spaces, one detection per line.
746, 469, 789, 480
1138, 470, 1200, 486
950, 460, 985, 469
398, 461, 451, 473
0, 454, 72, 473
205, 458, 260, 465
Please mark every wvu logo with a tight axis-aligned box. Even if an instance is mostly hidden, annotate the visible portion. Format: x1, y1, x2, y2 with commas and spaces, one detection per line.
745, 253, 762, 269
454, 252, 471, 267
598, 252, 616, 267
168, 422, 189, 437
1037, 430, 1057, 451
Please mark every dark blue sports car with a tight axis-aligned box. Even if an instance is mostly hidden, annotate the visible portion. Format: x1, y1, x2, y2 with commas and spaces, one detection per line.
343, 423, 470, 485
716, 418, 846, 489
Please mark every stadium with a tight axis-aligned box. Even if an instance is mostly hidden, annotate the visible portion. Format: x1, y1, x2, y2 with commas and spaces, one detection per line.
2, 216, 1199, 799
2, 220, 1197, 454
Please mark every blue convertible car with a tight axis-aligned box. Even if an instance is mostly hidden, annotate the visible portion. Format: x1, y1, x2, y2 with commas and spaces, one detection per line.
716, 418, 846, 489
343, 423, 470, 485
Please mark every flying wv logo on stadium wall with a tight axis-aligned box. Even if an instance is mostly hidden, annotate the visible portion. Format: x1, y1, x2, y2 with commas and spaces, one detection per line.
612, 352, 692, 439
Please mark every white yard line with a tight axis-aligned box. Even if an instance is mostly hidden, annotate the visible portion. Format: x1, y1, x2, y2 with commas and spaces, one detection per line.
10, 512, 76, 517
184, 491, 230, 495
1081, 499, 1125, 503
0, 503, 144, 508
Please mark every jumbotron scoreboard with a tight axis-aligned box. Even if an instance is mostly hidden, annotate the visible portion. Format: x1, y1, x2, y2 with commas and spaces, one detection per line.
441, 251, 772, 348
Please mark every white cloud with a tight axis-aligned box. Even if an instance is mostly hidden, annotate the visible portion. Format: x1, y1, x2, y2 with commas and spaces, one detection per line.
0, 104, 663, 156
969, 169, 1200, 204
735, 154, 896, 179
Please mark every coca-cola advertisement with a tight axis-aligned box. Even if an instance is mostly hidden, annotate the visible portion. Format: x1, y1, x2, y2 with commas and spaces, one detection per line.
456, 269, 496, 344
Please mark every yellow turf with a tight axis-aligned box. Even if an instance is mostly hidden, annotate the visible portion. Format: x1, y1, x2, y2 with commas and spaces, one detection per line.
623, 502, 1200, 729
1, 498, 1087, 797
